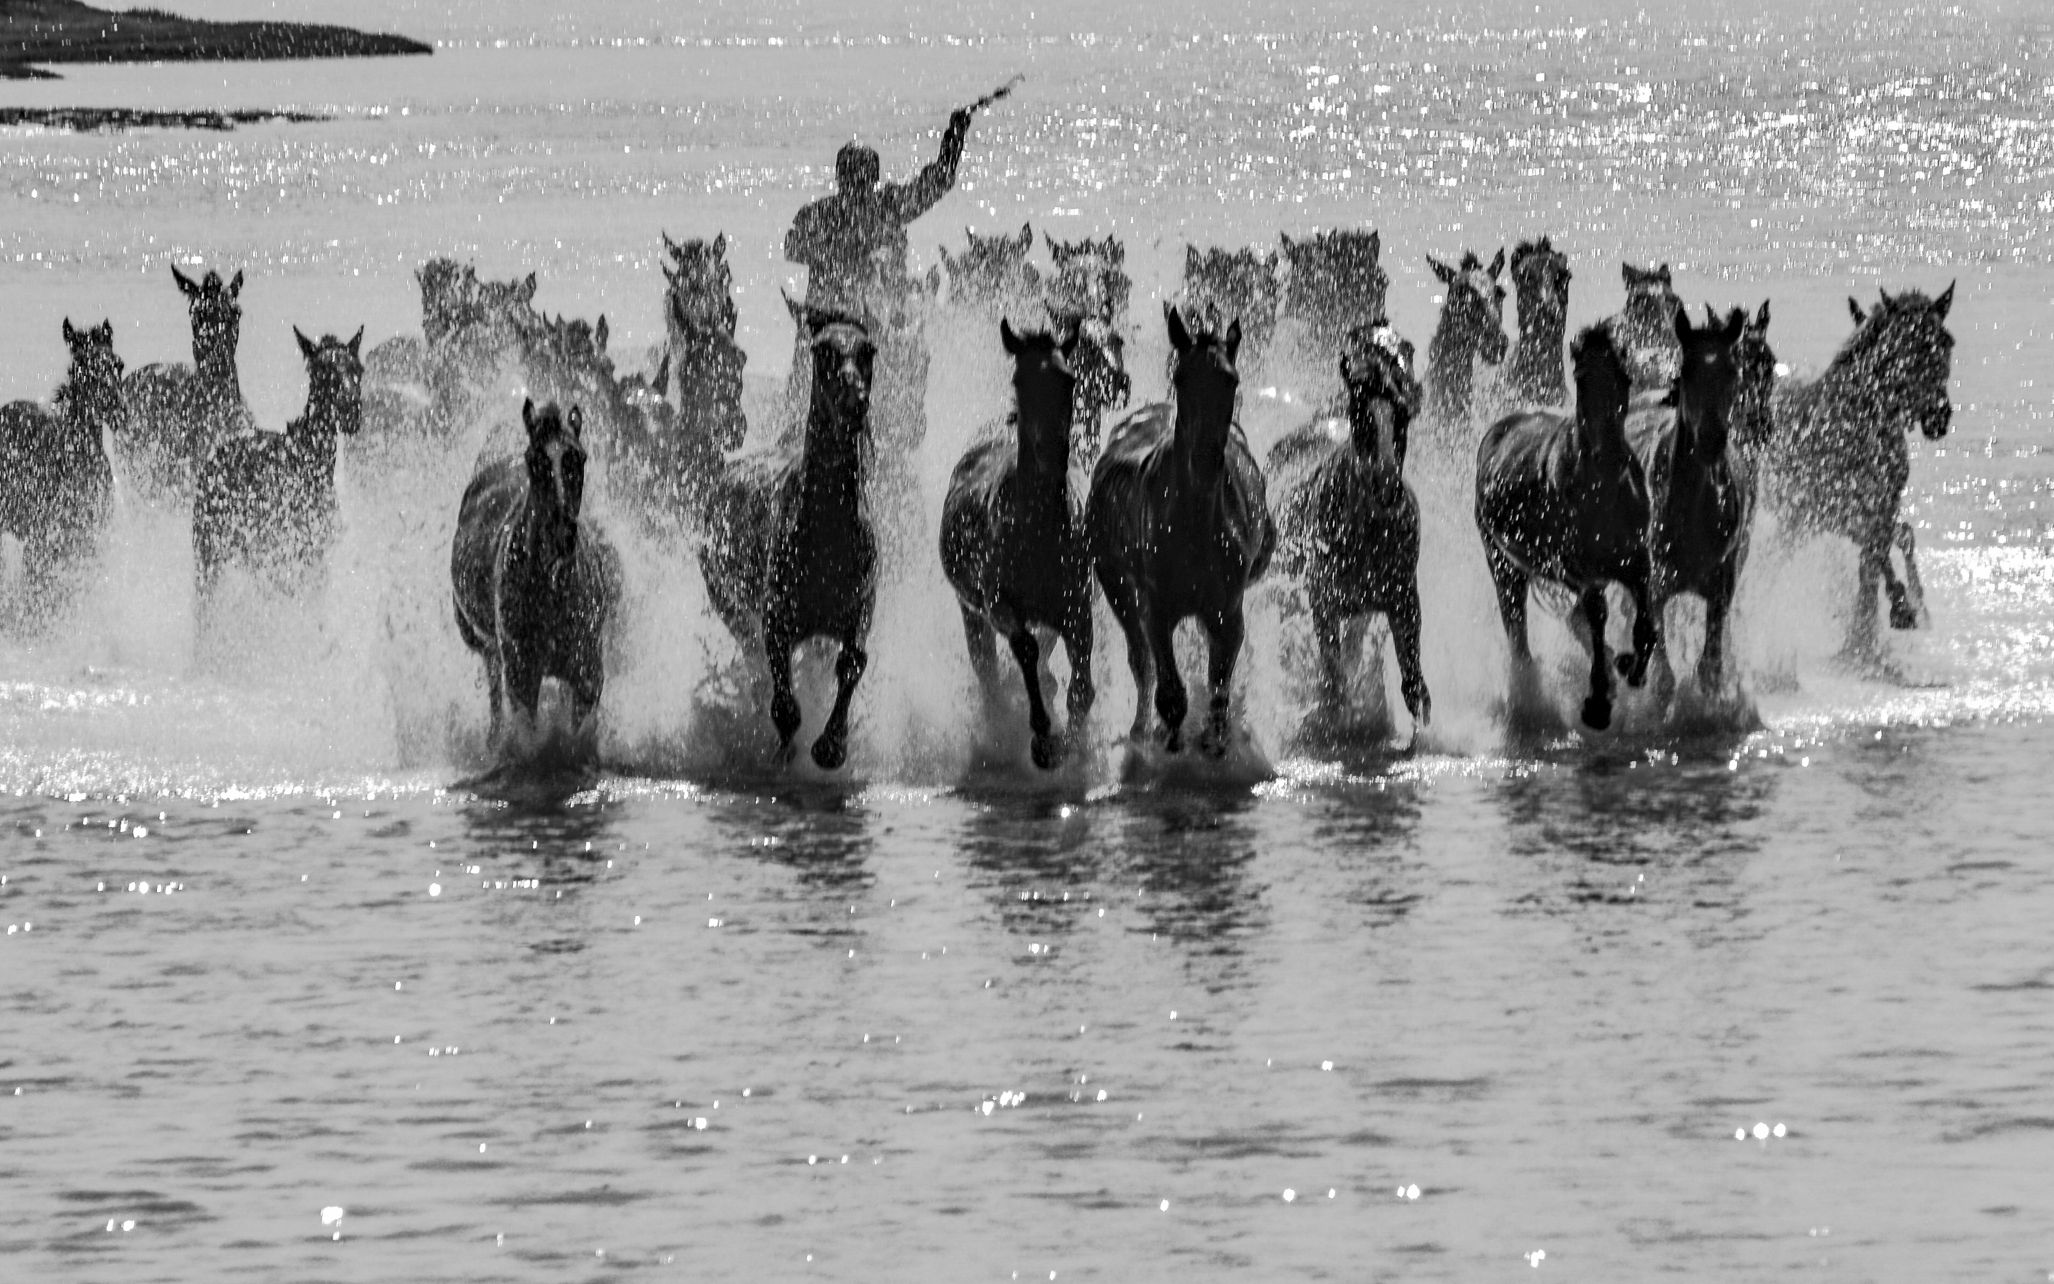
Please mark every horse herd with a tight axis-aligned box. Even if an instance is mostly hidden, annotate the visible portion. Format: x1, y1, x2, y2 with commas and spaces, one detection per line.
0, 224, 1956, 770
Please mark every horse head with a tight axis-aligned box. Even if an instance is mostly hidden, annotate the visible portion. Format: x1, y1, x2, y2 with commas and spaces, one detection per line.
295, 326, 366, 438
417, 258, 466, 346
1165, 302, 1241, 467
58, 318, 125, 437
1045, 233, 1130, 328
1000, 316, 1079, 469
1510, 235, 1571, 331
1340, 322, 1420, 481
1855, 283, 1955, 441
1671, 304, 1746, 463
944, 223, 1039, 305
1428, 248, 1510, 364
1049, 304, 1129, 432
1570, 322, 1632, 436
787, 294, 876, 440
1730, 299, 1777, 452
172, 263, 244, 381
1280, 228, 1388, 340
662, 232, 738, 339
521, 398, 587, 569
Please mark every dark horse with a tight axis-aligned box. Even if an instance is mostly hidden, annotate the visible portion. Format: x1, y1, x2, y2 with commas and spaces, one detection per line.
0, 319, 121, 629
1626, 305, 1751, 701
1088, 305, 1276, 756
940, 319, 1095, 768
1425, 249, 1510, 425
941, 223, 1041, 311
661, 231, 749, 455
121, 265, 257, 497
1475, 323, 1658, 731
1757, 285, 1954, 650
451, 399, 622, 744
1504, 236, 1571, 407
1267, 323, 1429, 733
1278, 228, 1390, 376
700, 303, 878, 770
191, 328, 364, 626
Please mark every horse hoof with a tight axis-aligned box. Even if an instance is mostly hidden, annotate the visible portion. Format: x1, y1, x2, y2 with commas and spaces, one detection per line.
1889, 604, 1919, 631
1581, 697, 1612, 731
1030, 735, 1062, 771
810, 737, 848, 771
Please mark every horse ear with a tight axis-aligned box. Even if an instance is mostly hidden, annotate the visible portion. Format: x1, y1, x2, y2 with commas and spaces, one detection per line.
1848, 297, 1867, 326
1671, 307, 1692, 342
1000, 317, 1024, 355
172, 264, 200, 298
1043, 231, 1060, 258
295, 327, 316, 360
1184, 244, 1201, 275
1108, 237, 1123, 262
1934, 280, 1954, 320
1164, 302, 1193, 353
1224, 318, 1243, 365
1703, 302, 1719, 327
520, 272, 537, 303
349, 326, 365, 355
228, 270, 244, 297
1620, 262, 1637, 286
1018, 222, 1032, 249
662, 230, 680, 259
595, 315, 609, 353
1755, 299, 1771, 330
653, 349, 671, 393
712, 231, 727, 258
62, 318, 77, 344
1656, 263, 1672, 285
567, 405, 584, 438
522, 397, 539, 436
1367, 229, 1380, 261
1427, 254, 1455, 285
1722, 307, 1747, 344
1488, 247, 1506, 277
783, 290, 806, 328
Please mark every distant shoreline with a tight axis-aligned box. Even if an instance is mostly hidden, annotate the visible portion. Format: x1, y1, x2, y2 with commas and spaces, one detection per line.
0, 105, 326, 130
1, 0, 431, 81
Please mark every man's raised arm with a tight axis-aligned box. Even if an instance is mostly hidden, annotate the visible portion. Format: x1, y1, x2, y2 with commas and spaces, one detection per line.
883, 108, 972, 225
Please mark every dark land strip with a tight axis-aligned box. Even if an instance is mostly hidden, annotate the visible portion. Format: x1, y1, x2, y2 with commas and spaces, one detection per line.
2, 0, 430, 80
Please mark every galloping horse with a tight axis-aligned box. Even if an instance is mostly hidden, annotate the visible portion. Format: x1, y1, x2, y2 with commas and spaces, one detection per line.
1278, 228, 1390, 378
0, 319, 121, 629
940, 320, 1095, 768
1267, 323, 1430, 732
940, 224, 1041, 311
1045, 233, 1130, 330
1476, 323, 1658, 730
1089, 304, 1276, 756
1504, 236, 1571, 407
661, 232, 748, 454
451, 399, 621, 744
1180, 245, 1281, 374
701, 303, 879, 770
1757, 284, 1954, 649
1626, 305, 1751, 701
191, 327, 365, 621
1612, 261, 1683, 394
121, 265, 257, 497
1425, 249, 1510, 425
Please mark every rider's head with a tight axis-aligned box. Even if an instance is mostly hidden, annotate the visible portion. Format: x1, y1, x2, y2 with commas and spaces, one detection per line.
835, 142, 881, 195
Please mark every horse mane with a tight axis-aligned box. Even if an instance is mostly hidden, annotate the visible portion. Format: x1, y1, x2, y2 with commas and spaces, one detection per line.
1823, 289, 1946, 379
1510, 236, 1555, 270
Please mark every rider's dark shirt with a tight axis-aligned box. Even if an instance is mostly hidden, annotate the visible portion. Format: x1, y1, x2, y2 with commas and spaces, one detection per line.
785, 118, 968, 313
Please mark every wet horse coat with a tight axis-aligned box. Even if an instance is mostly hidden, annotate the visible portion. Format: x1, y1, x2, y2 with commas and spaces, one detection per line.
1425, 249, 1510, 425
0, 319, 121, 629
121, 265, 258, 497
1504, 237, 1571, 407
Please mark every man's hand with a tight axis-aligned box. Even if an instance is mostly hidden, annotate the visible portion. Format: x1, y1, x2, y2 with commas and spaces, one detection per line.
950, 107, 973, 133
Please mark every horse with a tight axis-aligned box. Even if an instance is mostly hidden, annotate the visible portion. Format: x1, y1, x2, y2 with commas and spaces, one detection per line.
1504, 236, 1571, 407
700, 302, 878, 770
1266, 323, 1429, 733
1053, 307, 1131, 467
451, 399, 622, 745
1425, 249, 1510, 426
940, 223, 1041, 312
1088, 304, 1276, 756
0, 318, 121, 630
1729, 299, 1778, 457
365, 261, 540, 439
120, 265, 257, 497
1612, 261, 1683, 394
1044, 233, 1130, 329
1475, 322, 1658, 731
1756, 284, 1954, 649
190, 327, 364, 621
661, 231, 748, 455
1180, 245, 1281, 373
1625, 305, 1751, 702
939, 319, 1095, 768
1277, 228, 1389, 378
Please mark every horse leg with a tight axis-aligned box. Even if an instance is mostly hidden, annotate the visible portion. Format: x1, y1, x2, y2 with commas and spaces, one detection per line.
1697, 567, 1736, 698
811, 633, 868, 771
765, 626, 802, 763
1311, 602, 1349, 720
1618, 567, 1659, 689
1483, 541, 1534, 675
1059, 606, 1095, 750
1101, 575, 1155, 742
1146, 611, 1188, 753
1007, 628, 1058, 769
1850, 528, 1887, 656
959, 605, 1002, 700
1577, 584, 1614, 730
1391, 586, 1431, 731
1197, 605, 1245, 759
504, 650, 545, 742
483, 653, 506, 746
1888, 519, 1923, 630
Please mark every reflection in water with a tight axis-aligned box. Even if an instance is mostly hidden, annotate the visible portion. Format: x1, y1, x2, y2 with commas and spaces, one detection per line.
1114, 793, 1270, 975
956, 791, 1106, 938
1300, 778, 1425, 928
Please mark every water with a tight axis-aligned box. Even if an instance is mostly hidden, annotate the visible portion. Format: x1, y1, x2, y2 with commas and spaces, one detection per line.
4, 1, 2054, 1277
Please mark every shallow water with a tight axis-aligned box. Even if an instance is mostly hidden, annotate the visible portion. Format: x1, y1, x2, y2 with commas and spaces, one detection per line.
4, 1, 2054, 1279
